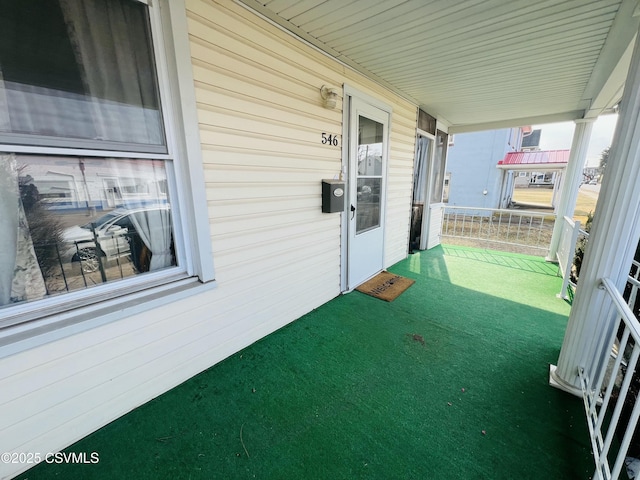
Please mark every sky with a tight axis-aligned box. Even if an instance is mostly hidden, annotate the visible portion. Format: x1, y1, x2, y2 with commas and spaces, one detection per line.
532, 114, 618, 167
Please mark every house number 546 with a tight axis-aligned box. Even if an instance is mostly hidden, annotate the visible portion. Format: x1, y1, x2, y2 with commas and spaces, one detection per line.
321, 133, 339, 146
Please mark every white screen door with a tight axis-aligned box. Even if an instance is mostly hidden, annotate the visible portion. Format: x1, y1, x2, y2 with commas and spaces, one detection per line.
411, 130, 448, 250
347, 97, 389, 288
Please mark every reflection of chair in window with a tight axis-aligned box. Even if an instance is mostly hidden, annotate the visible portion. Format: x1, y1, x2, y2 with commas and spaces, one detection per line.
108, 215, 144, 272
126, 231, 151, 273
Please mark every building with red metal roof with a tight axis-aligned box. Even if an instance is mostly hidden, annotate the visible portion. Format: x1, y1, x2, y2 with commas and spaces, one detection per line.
497, 150, 571, 169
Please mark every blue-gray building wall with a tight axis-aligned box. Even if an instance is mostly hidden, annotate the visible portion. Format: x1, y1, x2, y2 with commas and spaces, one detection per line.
446, 129, 518, 208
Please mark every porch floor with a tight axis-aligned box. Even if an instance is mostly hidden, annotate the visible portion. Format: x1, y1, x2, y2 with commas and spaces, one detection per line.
18, 245, 594, 480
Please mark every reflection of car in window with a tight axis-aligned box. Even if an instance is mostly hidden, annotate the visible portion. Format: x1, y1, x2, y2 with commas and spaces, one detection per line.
62, 205, 172, 273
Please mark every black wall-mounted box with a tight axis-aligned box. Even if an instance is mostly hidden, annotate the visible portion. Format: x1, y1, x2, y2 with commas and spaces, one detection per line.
322, 179, 345, 213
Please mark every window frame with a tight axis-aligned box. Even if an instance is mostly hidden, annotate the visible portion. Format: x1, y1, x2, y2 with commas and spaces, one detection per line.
0, 0, 214, 346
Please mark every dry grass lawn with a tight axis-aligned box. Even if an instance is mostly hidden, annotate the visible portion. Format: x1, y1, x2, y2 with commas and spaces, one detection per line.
441, 186, 598, 256
512, 187, 597, 225
442, 210, 554, 256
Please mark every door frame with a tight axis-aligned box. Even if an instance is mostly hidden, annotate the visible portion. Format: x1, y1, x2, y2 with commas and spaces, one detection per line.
411, 129, 436, 251
340, 85, 393, 292
412, 125, 450, 251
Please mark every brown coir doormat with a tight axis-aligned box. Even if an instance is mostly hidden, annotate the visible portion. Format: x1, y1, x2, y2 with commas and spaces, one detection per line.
356, 271, 415, 302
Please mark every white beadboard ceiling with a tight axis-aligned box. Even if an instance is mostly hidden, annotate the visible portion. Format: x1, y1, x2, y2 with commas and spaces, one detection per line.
236, 0, 640, 132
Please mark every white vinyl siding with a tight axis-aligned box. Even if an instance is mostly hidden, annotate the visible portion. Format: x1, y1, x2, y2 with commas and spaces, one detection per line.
0, 1, 417, 477
188, 0, 417, 281
385, 117, 421, 266
188, 1, 343, 294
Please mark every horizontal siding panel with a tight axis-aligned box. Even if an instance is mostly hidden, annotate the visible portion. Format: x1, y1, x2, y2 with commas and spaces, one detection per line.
194, 85, 342, 131
206, 182, 320, 201
188, 25, 333, 95
387, 191, 413, 203
187, 0, 342, 82
386, 101, 416, 269
214, 221, 336, 255
214, 228, 339, 270
1, 300, 216, 420
391, 145, 417, 159
198, 107, 342, 147
390, 133, 418, 147
204, 164, 338, 185
193, 66, 340, 124
214, 223, 329, 251
210, 195, 321, 219
198, 112, 343, 155
211, 241, 340, 287
200, 129, 341, 159
201, 149, 340, 172
211, 208, 332, 239
0, 298, 216, 383
387, 169, 414, 181
390, 158, 416, 170
190, 47, 329, 110
213, 216, 339, 253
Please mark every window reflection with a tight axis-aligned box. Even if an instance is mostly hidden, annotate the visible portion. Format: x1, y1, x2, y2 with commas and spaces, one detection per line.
357, 116, 383, 176
0, 154, 175, 307
356, 178, 381, 233
356, 115, 383, 234
430, 130, 448, 203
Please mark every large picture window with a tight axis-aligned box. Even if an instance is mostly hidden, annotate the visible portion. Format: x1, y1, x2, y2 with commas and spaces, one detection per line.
1, 154, 175, 308
0, 0, 165, 152
0, 0, 183, 319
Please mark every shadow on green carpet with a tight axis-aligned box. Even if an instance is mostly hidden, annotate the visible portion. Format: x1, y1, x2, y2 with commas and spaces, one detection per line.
16, 245, 593, 480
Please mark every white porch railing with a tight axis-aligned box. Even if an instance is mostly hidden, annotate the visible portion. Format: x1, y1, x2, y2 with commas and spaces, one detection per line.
556, 216, 583, 300
441, 206, 555, 255
580, 277, 640, 480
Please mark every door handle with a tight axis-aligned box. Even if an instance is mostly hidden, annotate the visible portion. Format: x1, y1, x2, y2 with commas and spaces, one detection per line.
350, 204, 356, 220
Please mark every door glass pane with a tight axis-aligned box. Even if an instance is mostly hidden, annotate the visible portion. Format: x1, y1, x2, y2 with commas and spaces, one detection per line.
356, 178, 381, 233
0, 0, 165, 150
356, 115, 384, 234
430, 130, 448, 203
410, 135, 432, 250
358, 116, 383, 175
412, 135, 432, 204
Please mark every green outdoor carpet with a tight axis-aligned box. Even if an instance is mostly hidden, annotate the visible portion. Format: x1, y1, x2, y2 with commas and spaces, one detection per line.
17, 245, 593, 480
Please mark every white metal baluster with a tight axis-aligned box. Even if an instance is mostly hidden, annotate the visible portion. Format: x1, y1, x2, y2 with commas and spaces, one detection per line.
611, 345, 640, 479
595, 326, 629, 430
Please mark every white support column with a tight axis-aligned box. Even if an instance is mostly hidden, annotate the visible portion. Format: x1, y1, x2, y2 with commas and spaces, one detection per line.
550, 31, 640, 395
546, 119, 594, 262
551, 170, 562, 211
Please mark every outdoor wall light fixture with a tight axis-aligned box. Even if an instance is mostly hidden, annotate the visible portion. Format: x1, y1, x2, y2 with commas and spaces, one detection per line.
320, 85, 339, 109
